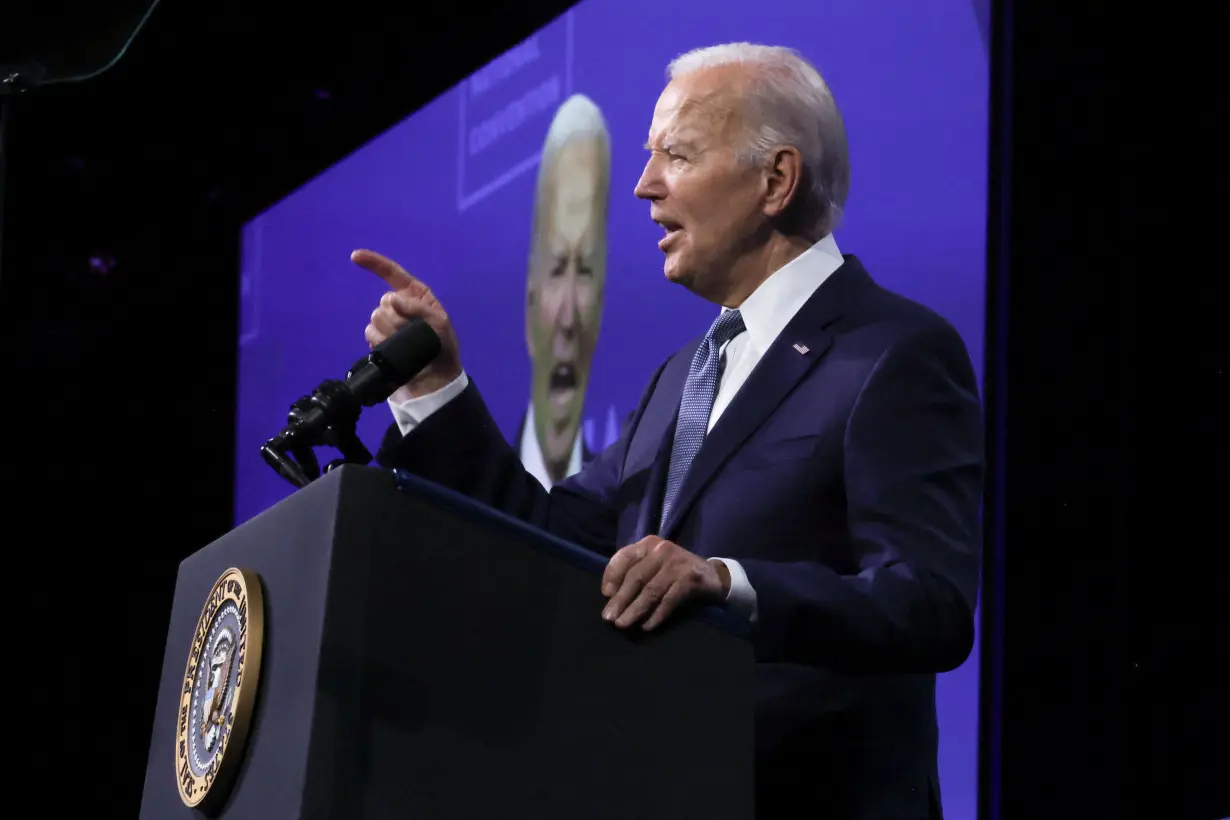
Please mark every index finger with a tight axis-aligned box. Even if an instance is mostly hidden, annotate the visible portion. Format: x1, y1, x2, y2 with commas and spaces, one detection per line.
602, 537, 658, 596
351, 249, 427, 296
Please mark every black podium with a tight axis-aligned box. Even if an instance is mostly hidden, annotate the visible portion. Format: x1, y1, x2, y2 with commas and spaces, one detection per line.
139, 465, 755, 819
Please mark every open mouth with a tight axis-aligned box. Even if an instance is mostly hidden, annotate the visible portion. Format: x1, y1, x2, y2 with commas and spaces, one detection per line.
548, 364, 578, 418
549, 363, 577, 392
655, 218, 684, 250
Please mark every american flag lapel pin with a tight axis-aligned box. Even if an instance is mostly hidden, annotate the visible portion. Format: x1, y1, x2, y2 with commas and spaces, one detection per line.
793, 343, 810, 355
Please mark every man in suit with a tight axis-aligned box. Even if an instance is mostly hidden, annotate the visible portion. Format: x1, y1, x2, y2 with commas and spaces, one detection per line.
357, 42, 983, 820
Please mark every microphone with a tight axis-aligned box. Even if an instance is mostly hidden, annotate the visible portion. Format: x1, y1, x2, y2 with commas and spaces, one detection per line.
261, 319, 442, 487
339, 317, 443, 408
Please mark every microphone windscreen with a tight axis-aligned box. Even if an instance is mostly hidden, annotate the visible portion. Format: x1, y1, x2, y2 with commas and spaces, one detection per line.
371, 318, 442, 385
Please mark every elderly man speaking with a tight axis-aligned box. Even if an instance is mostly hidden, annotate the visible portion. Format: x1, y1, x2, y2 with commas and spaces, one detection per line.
357, 43, 983, 820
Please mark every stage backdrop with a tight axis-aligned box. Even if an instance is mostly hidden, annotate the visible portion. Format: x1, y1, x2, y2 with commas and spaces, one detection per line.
235, 0, 987, 815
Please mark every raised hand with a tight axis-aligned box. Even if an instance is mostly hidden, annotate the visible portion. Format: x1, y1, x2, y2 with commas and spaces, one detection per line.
353, 249, 463, 397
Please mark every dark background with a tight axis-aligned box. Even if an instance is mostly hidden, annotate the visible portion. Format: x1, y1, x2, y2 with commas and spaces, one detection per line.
3, 1, 1225, 817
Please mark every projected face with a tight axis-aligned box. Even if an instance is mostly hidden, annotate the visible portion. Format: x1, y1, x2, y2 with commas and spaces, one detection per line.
635, 66, 768, 303
526, 133, 608, 478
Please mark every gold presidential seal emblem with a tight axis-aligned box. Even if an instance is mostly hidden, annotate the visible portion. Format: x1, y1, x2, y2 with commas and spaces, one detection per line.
176, 567, 265, 811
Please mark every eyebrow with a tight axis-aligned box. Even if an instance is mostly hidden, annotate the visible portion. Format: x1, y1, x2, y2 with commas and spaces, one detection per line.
549, 235, 595, 258
644, 134, 699, 152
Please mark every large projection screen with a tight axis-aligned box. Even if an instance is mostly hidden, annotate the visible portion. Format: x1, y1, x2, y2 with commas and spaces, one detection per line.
236, 2, 988, 815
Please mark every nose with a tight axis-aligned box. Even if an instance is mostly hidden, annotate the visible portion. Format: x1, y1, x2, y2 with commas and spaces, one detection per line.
555, 264, 579, 333
551, 273, 579, 359
634, 156, 664, 201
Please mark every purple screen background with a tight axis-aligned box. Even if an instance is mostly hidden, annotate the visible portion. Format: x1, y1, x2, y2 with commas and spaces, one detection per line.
236, 1, 987, 815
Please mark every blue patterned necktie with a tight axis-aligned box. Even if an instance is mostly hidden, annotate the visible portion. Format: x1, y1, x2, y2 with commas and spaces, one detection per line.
659, 309, 746, 531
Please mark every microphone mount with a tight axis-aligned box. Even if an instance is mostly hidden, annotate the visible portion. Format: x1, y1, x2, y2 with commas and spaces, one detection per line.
260, 317, 442, 489
260, 371, 375, 489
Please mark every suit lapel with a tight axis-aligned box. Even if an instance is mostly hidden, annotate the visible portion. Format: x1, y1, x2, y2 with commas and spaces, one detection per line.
659, 257, 872, 539
627, 340, 697, 540
634, 434, 674, 541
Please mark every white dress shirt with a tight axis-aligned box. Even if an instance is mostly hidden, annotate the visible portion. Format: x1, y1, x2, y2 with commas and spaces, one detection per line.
388, 233, 845, 622
517, 402, 585, 490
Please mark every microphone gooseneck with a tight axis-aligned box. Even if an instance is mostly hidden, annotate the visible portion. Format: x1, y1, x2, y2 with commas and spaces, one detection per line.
261, 319, 442, 488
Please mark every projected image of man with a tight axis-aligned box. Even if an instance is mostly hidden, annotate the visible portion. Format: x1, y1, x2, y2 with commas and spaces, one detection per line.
519, 94, 612, 488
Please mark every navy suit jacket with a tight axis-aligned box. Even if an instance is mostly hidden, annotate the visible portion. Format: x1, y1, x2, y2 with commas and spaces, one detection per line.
378, 255, 984, 819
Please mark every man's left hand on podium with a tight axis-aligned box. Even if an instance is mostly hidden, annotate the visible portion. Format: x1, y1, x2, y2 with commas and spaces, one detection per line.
600, 536, 731, 631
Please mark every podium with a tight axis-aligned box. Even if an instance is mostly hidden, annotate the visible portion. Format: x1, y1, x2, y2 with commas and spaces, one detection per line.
139, 465, 755, 819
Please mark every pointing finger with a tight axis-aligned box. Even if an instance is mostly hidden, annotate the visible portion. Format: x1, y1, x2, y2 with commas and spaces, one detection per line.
351, 249, 427, 296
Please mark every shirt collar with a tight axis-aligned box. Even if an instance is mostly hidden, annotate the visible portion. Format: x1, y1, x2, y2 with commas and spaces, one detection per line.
521, 400, 584, 488
722, 232, 844, 353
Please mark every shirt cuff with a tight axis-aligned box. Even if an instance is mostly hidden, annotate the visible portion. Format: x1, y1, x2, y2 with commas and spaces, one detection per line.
387, 371, 470, 437
711, 558, 758, 623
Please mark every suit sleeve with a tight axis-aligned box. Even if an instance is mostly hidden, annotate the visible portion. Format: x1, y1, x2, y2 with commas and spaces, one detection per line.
376, 361, 670, 558
738, 323, 984, 673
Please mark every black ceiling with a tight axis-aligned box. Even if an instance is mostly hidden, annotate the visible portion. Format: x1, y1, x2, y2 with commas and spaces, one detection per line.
5, 0, 579, 227
2, 0, 579, 393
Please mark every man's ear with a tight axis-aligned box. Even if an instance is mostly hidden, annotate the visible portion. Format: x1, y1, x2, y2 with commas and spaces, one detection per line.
761, 145, 804, 220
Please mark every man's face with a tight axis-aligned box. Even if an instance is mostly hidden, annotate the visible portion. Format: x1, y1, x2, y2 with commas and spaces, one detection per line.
634, 67, 768, 303
526, 136, 607, 469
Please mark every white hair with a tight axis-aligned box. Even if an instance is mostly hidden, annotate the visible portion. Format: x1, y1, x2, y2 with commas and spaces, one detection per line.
529, 93, 612, 277
539, 93, 611, 172
668, 43, 850, 238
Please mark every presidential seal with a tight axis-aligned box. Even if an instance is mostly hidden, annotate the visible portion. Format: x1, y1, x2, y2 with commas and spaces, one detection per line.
176, 567, 265, 811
